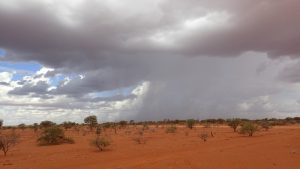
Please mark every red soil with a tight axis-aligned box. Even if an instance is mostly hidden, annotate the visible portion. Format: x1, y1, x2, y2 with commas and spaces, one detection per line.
1, 125, 299, 169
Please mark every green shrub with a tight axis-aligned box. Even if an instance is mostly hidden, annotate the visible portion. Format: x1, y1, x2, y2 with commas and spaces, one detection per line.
37, 126, 74, 145
186, 119, 196, 129
165, 125, 177, 133
91, 136, 111, 151
240, 122, 258, 136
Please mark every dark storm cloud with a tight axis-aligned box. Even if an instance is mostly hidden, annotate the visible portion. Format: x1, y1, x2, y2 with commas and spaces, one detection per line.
1, 0, 300, 65
1, 0, 300, 121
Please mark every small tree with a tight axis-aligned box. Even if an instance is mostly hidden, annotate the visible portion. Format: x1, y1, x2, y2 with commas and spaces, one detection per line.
84, 115, 98, 131
0, 119, 3, 129
0, 133, 19, 156
119, 121, 127, 128
91, 136, 111, 151
18, 123, 26, 131
228, 118, 241, 132
33, 123, 39, 133
40, 121, 55, 128
186, 119, 196, 129
240, 122, 258, 136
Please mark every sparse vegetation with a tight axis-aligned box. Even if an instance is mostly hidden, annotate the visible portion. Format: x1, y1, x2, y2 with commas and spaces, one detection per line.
37, 126, 74, 145
62, 121, 76, 130
91, 136, 111, 151
260, 121, 271, 131
228, 118, 241, 132
0, 132, 19, 156
165, 125, 177, 133
239, 122, 259, 136
186, 119, 196, 129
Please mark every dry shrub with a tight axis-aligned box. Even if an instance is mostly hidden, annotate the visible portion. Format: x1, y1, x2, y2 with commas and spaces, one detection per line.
199, 132, 208, 142
91, 136, 111, 151
0, 132, 20, 156
132, 130, 146, 144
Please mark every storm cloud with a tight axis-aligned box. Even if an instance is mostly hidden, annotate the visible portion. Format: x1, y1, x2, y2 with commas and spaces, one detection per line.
0, 0, 300, 124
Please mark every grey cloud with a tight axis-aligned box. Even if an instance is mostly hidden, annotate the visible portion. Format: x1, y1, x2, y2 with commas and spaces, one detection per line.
1, 0, 300, 123
278, 61, 300, 83
0, 82, 10, 86
9, 81, 49, 95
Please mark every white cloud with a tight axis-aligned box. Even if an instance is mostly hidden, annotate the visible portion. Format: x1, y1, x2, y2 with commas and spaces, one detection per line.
0, 72, 13, 83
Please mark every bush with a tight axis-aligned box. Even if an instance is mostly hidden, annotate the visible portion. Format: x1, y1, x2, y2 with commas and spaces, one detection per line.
132, 130, 146, 144
0, 132, 19, 156
240, 122, 258, 136
228, 118, 241, 132
91, 136, 111, 151
186, 119, 196, 129
199, 132, 208, 142
37, 126, 74, 145
165, 125, 177, 133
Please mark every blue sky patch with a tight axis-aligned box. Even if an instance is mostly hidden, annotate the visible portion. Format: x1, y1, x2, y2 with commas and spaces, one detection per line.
0, 61, 42, 81
0, 49, 6, 57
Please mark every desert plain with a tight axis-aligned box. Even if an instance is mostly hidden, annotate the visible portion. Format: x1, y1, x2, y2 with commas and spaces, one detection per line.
0, 125, 299, 169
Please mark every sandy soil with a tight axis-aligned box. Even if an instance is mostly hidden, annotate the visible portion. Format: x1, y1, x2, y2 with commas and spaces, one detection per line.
0, 125, 299, 169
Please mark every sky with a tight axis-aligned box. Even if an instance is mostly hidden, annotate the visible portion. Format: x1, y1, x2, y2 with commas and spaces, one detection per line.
0, 0, 300, 125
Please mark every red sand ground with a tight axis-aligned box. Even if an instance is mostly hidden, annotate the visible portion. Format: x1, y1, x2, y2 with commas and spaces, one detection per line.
1, 125, 299, 169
